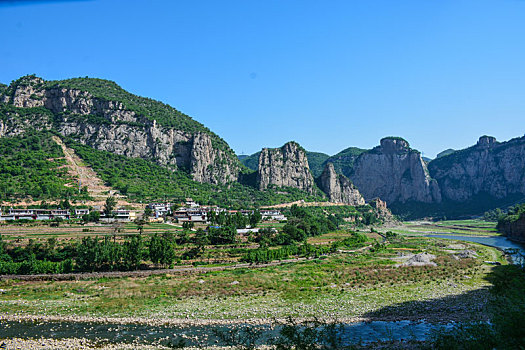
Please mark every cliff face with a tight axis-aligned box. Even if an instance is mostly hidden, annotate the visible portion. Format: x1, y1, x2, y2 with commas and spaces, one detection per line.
0, 76, 240, 184
349, 138, 442, 204
499, 214, 525, 243
370, 198, 395, 221
257, 142, 315, 193
428, 136, 525, 202
318, 163, 365, 205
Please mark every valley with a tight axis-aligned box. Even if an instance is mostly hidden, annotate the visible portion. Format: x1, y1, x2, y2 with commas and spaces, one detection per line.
1, 74, 524, 349
1, 217, 522, 348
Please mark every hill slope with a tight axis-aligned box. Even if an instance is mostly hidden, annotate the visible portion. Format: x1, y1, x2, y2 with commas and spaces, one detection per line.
239, 150, 330, 178
0, 75, 240, 185
0, 131, 89, 203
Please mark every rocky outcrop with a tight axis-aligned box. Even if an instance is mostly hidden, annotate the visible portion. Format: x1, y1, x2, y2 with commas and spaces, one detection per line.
256, 142, 315, 193
370, 198, 394, 219
349, 137, 442, 204
318, 163, 365, 205
0, 76, 240, 184
428, 136, 525, 202
498, 213, 525, 243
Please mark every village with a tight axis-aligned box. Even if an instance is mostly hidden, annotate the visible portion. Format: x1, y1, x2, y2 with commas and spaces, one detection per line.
0, 198, 287, 226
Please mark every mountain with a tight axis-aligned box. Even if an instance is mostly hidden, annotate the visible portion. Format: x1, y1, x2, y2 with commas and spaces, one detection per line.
256, 142, 316, 193
349, 137, 441, 204
4, 75, 525, 218
0, 75, 325, 207
238, 152, 260, 171
239, 150, 329, 178
323, 147, 367, 178
318, 163, 365, 205
428, 135, 525, 203
0, 75, 240, 185
436, 148, 456, 158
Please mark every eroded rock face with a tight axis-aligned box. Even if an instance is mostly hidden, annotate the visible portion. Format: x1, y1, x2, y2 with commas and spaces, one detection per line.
499, 215, 525, 243
349, 137, 442, 204
318, 163, 365, 205
370, 198, 393, 219
428, 136, 525, 201
257, 142, 315, 193
0, 76, 240, 184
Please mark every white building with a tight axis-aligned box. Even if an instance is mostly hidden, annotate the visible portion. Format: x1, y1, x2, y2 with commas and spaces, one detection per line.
260, 210, 287, 221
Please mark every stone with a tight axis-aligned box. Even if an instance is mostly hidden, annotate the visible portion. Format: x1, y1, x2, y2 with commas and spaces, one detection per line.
318, 163, 365, 205
349, 137, 442, 204
256, 141, 315, 193
428, 135, 525, 202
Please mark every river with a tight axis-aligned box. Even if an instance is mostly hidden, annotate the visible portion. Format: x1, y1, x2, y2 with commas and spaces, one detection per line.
425, 233, 525, 264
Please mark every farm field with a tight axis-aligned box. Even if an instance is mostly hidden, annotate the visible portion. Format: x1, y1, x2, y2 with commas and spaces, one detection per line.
0, 222, 182, 242
0, 218, 516, 349
383, 219, 499, 236
0, 224, 505, 322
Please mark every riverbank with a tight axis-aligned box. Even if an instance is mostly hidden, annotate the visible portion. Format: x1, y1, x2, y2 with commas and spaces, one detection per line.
0, 337, 175, 350
0, 222, 507, 348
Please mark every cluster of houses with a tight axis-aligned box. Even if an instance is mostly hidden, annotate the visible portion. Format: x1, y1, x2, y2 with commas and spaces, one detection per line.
0, 207, 136, 222
0, 198, 287, 224
0, 208, 87, 221
167, 199, 287, 224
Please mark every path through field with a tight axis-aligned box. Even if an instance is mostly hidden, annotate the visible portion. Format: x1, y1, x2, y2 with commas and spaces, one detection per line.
52, 136, 133, 207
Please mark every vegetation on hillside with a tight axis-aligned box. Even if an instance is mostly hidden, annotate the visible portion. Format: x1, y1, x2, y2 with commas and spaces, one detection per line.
238, 151, 260, 171
324, 147, 367, 178
305, 151, 330, 177
436, 148, 456, 158
390, 193, 525, 220
1, 75, 237, 157
68, 140, 326, 207
496, 203, 525, 233
0, 131, 88, 202
44, 77, 207, 133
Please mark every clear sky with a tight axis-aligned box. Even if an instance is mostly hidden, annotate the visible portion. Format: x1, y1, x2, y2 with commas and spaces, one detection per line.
1, 0, 525, 158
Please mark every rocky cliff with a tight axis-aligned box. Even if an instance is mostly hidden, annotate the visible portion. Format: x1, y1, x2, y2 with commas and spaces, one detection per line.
428, 135, 525, 202
349, 137, 442, 204
318, 163, 365, 205
370, 198, 395, 221
256, 142, 316, 193
0, 75, 240, 184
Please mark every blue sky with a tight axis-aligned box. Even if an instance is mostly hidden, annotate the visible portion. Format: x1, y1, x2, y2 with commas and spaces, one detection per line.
1, 0, 525, 158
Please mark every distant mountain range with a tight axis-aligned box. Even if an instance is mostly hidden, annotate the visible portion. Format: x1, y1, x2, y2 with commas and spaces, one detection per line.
2, 75, 525, 218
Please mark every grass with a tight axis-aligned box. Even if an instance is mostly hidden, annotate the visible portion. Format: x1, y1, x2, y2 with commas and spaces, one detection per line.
0, 236, 503, 322
385, 219, 499, 236
0, 219, 511, 327
0, 222, 182, 242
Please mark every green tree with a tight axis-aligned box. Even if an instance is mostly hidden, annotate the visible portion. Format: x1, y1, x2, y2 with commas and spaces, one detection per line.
134, 217, 147, 235
249, 210, 262, 227
82, 210, 100, 223
182, 221, 194, 230
104, 196, 117, 217
122, 235, 143, 270
149, 232, 176, 267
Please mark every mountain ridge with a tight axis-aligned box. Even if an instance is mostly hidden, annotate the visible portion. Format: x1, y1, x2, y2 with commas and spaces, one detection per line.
3, 75, 525, 217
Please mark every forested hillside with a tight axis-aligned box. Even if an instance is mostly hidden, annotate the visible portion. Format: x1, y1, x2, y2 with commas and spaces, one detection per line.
67, 140, 325, 208
0, 131, 88, 202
